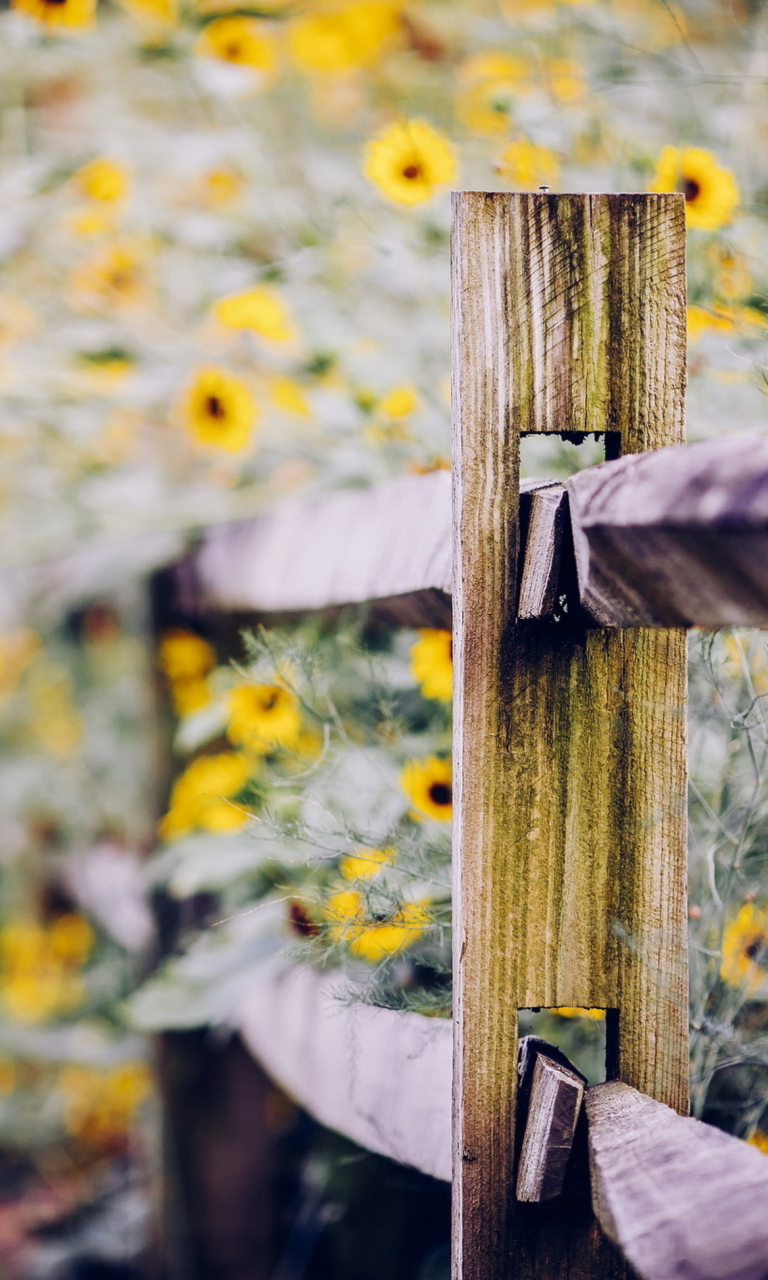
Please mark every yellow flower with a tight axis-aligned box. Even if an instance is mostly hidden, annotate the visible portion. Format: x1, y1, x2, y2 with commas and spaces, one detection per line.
60, 1062, 152, 1149
158, 629, 215, 683
721, 903, 768, 994
69, 240, 151, 311
201, 167, 244, 208
171, 678, 213, 716
497, 139, 559, 190
227, 683, 302, 753
159, 751, 251, 840
339, 847, 395, 879
119, 0, 177, 25
552, 1007, 606, 1019
288, 2, 400, 73
270, 376, 312, 418
213, 288, 294, 342
457, 77, 518, 134
364, 120, 457, 207
48, 914, 94, 966
196, 17, 278, 82
410, 630, 452, 702
545, 59, 585, 103
12, 0, 96, 30
747, 1131, 768, 1155
401, 755, 452, 821
380, 385, 418, 418
74, 159, 130, 204
457, 51, 530, 85
650, 146, 739, 231
687, 304, 737, 342
181, 367, 258, 453
0, 1059, 17, 1095
325, 889, 430, 962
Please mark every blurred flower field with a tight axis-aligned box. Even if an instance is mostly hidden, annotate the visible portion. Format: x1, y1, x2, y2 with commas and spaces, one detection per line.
0, 0, 767, 1272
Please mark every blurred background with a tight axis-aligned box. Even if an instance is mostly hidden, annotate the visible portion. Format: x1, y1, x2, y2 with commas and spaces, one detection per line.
0, 0, 767, 1276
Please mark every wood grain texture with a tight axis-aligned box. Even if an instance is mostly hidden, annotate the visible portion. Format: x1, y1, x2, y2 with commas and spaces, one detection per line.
586, 1082, 768, 1280
566, 434, 768, 626
195, 470, 452, 626
516, 1049, 585, 1203
517, 484, 568, 621
451, 192, 687, 1280
238, 963, 452, 1181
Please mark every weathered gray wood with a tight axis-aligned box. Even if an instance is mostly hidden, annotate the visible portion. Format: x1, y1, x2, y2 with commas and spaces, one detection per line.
586, 1082, 768, 1280
517, 484, 568, 621
566, 434, 768, 627
451, 191, 687, 1280
195, 470, 452, 626
237, 963, 451, 1181
516, 1045, 585, 1203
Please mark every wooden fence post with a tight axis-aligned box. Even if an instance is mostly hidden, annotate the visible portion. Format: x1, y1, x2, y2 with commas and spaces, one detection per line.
451, 192, 688, 1278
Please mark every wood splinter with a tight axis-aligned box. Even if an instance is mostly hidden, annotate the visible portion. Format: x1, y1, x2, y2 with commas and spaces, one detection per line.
515, 1038, 586, 1203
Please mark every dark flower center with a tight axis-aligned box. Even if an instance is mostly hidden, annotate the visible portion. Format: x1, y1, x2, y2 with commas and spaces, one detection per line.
429, 782, 452, 807
226, 43, 243, 60
683, 178, 701, 203
288, 901, 319, 938
403, 164, 422, 181
746, 938, 768, 967
206, 395, 225, 419
262, 692, 279, 710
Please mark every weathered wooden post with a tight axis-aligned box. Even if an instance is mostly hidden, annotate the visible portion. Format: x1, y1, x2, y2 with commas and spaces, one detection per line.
451, 193, 688, 1277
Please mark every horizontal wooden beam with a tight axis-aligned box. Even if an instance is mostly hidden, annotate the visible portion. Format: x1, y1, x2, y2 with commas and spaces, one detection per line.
586, 1082, 768, 1280
237, 963, 451, 1181
193, 436, 768, 629
567, 434, 768, 627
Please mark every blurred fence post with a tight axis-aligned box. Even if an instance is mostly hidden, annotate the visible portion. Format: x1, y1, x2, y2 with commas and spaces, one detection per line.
450, 191, 689, 1279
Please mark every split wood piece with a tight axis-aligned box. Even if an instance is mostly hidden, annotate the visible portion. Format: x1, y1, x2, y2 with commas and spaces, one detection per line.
517, 483, 569, 621
566, 433, 768, 627
515, 1038, 586, 1203
238, 962, 452, 1182
452, 191, 687, 1280
586, 1081, 768, 1280
195, 469, 453, 628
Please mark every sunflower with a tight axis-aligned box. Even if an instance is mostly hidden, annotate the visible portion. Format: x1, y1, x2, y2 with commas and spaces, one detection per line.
12, 0, 96, 30
339, 847, 395, 880
196, 17, 277, 81
181, 367, 258, 453
379, 385, 418, 418
227, 683, 302, 753
158, 629, 215, 683
721, 903, 768, 994
497, 139, 559, 190
159, 752, 251, 841
288, 2, 400, 73
363, 120, 457, 207
270, 377, 312, 418
325, 889, 430, 963
401, 755, 452, 821
552, 1007, 606, 1019
409, 630, 452, 702
457, 77, 518, 134
650, 146, 739, 230
68, 240, 151, 311
213, 288, 294, 342
74, 159, 130, 204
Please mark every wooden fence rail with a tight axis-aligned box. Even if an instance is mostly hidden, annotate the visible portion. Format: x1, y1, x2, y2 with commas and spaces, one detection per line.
192, 435, 768, 629
157, 192, 768, 1280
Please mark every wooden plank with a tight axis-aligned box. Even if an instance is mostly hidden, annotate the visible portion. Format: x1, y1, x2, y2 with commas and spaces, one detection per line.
451, 191, 688, 1280
586, 1082, 768, 1280
566, 434, 768, 627
237, 963, 452, 1182
195, 470, 452, 625
517, 484, 568, 621
515, 1039, 585, 1203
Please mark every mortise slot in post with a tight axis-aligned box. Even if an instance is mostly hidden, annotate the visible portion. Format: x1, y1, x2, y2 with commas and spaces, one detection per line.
518, 1008, 616, 1086
520, 431, 622, 481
